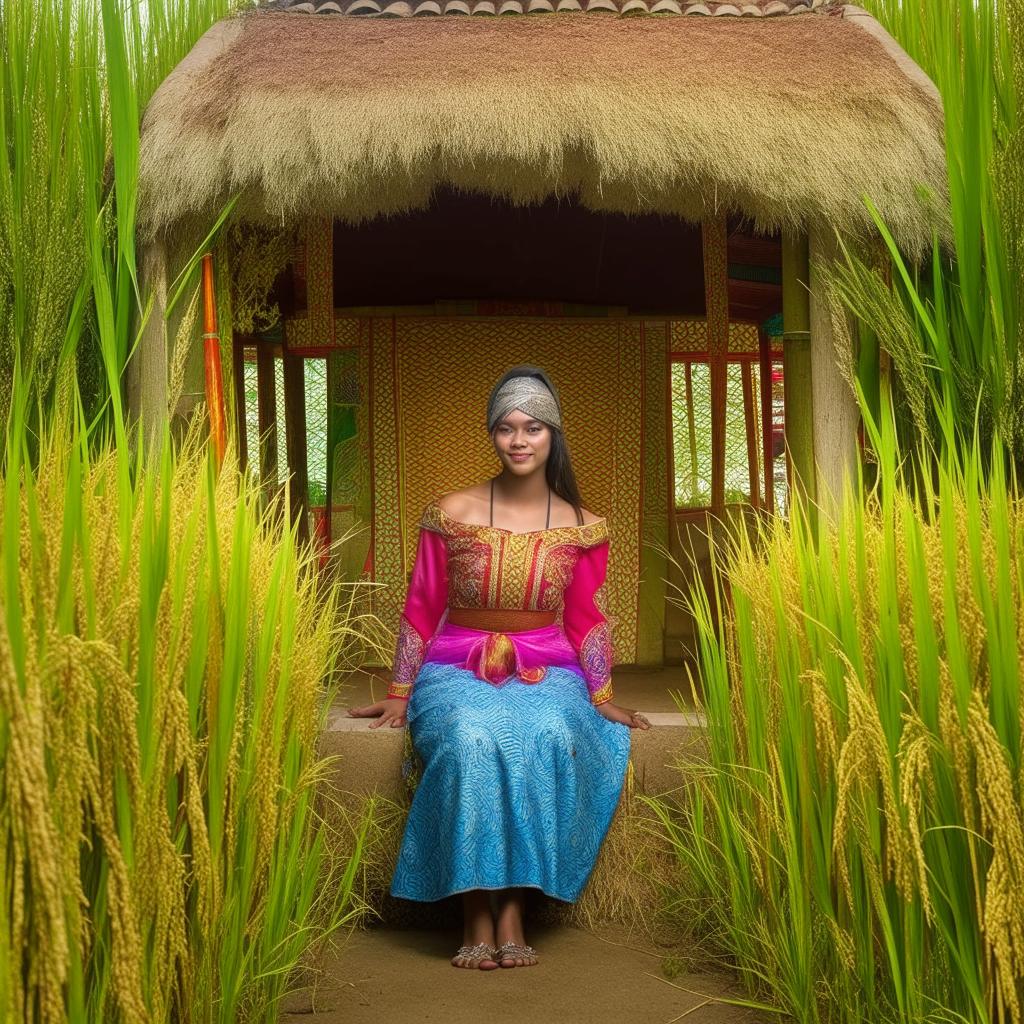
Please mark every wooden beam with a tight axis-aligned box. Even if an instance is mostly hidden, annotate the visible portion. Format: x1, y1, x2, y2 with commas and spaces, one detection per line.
232, 336, 250, 474
684, 361, 698, 504
781, 231, 816, 510
758, 329, 775, 515
741, 361, 760, 509
809, 222, 861, 517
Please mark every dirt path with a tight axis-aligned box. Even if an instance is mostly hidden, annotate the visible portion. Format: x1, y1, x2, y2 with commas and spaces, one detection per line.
282, 923, 769, 1024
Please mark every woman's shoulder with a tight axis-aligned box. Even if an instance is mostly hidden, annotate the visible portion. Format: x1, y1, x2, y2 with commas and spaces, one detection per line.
433, 487, 486, 522
417, 488, 479, 533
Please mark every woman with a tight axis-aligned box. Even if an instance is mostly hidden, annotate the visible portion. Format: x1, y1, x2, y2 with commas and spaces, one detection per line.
348, 364, 651, 971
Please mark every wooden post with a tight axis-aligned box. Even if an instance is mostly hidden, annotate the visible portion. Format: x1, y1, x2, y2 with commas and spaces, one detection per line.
741, 360, 760, 509
781, 231, 816, 510
808, 223, 860, 518
702, 218, 729, 514
684, 362, 698, 503
255, 342, 278, 505
758, 328, 774, 514
232, 336, 249, 474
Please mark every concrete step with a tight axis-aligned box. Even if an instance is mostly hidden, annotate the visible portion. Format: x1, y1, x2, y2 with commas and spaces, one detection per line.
321, 706, 706, 800
325, 667, 706, 800
281, 922, 768, 1024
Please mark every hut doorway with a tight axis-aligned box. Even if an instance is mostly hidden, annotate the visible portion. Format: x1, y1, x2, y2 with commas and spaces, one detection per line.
234, 189, 787, 671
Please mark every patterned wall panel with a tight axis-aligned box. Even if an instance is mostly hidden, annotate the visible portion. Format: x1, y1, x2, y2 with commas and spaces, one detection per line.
702, 219, 730, 510
369, 316, 406, 628
728, 321, 760, 353
670, 318, 708, 353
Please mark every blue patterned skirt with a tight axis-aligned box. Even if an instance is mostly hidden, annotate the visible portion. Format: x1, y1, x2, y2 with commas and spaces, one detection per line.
389, 662, 631, 903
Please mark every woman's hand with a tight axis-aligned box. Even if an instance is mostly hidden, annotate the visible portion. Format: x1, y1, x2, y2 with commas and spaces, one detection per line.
347, 697, 409, 729
595, 701, 651, 729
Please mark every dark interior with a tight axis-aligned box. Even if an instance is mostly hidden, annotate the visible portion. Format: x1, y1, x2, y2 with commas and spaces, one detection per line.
331, 186, 709, 316
270, 187, 783, 326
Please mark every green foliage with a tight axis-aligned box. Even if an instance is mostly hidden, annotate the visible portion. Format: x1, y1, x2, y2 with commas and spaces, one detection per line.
2, 377, 372, 1024
835, 0, 1023, 467
0, 0, 246, 435
650, 7, 1024, 1021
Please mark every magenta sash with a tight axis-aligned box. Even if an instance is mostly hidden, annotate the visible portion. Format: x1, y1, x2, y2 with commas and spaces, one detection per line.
423, 621, 585, 686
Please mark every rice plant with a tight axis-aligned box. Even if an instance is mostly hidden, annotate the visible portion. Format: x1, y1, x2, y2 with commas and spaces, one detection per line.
0, 0, 244, 433
646, 4, 1022, 1021
648, 393, 1023, 1024
2, 363, 371, 1022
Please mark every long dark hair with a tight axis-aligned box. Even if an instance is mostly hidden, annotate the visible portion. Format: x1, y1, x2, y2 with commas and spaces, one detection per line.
545, 427, 584, 519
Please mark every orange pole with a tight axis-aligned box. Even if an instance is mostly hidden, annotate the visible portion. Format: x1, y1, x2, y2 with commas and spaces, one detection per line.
201, 253, 227, 469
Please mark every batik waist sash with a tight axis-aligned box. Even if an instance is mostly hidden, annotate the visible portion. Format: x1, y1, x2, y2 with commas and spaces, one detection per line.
424, 620, 583, 687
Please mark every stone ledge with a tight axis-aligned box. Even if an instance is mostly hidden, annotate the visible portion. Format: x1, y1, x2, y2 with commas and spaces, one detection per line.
319, 708, 707, 798
325, 708, 704, 731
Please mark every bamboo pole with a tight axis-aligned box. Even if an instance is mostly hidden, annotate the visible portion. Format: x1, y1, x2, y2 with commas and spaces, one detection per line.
741, 360, 760, 509
232, 335, 250, 474
282, 344, 310, 547
256, 343, 278, 505
684, 361, 698, 503
128, 238, 170, 466
201, 252, 227, 469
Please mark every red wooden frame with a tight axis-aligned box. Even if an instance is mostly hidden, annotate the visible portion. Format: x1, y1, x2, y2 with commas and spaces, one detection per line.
668, 329, 785, 517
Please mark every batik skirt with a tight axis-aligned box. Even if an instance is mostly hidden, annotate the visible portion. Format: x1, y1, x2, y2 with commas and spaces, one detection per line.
389, 624, 631, 903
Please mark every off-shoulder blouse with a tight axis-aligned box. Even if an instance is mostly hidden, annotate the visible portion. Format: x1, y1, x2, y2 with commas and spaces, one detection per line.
386, 499, 615, 705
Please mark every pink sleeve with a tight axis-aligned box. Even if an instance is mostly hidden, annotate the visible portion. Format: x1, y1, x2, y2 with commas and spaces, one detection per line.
387, 526, 448, 699
561, 540, 614, 705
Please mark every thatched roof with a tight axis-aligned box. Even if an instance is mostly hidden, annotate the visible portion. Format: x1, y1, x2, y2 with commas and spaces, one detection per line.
138, 2, 947, 251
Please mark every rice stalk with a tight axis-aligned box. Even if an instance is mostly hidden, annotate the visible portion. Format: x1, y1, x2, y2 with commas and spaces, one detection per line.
650, 400, 1024, 1022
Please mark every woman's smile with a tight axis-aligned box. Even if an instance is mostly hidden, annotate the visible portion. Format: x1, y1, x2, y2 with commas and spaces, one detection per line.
509, 453, 532, 462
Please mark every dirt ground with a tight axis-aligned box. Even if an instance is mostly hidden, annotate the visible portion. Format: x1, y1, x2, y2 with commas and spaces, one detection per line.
281, 922, 771, 1024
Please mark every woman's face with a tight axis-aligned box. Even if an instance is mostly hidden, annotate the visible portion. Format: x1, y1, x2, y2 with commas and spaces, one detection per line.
491, 408, 552, 475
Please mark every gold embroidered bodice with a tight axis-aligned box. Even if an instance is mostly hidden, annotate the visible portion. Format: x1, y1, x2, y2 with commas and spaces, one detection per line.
419, 500, 610, 612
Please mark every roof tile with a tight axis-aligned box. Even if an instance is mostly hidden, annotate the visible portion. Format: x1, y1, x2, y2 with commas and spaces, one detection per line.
265, 0, 826, 15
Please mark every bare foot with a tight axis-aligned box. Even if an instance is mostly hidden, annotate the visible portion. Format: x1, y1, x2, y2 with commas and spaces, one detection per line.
451, 942, 499, 970
495, 941, 538, 968
453, 890, 498, 970
494, 888, 539, 967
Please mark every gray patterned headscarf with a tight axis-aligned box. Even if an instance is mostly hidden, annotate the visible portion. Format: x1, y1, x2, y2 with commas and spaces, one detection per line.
486, 364, 563, 433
